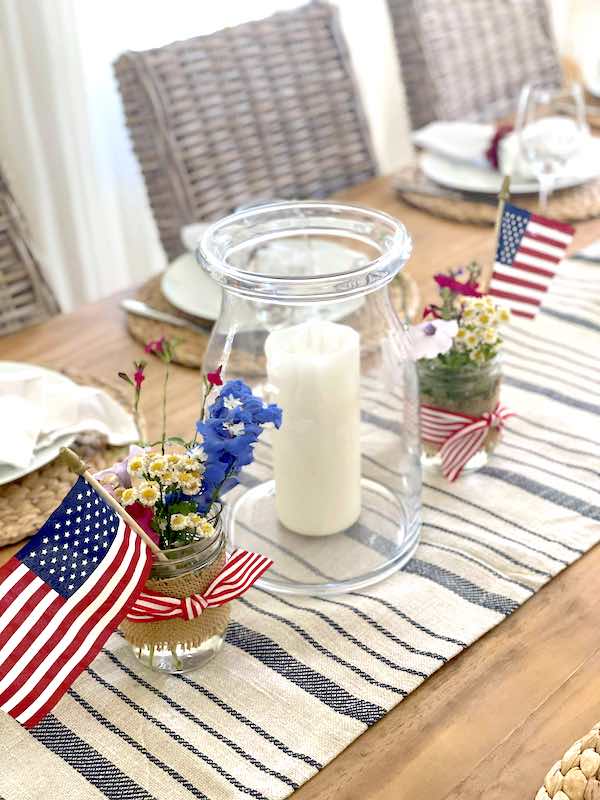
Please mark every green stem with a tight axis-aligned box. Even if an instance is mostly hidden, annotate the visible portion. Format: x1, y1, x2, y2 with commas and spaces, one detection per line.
161, 364, 169, 455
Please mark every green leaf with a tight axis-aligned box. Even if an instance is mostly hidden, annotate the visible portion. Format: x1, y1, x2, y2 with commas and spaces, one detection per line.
168, 501, 197, 515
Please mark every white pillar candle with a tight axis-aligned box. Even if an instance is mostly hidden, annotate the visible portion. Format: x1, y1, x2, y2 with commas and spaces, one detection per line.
265, 320, 361, 536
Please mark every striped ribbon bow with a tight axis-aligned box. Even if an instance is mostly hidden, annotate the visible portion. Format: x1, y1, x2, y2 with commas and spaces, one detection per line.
126, 549, 273, 623
420, 402, 515, 482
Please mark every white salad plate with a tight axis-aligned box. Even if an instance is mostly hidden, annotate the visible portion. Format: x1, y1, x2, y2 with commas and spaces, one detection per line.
0, 362, 77, 486
162, 242, 366, 322
420, 136, 600, 195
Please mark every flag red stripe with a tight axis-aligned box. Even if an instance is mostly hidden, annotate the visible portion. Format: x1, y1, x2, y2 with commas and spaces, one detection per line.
517, 245, 561, 264
490, 272, 549, 293
0, 531, 133, 703
22, 535, 149, 729
0, 557, 24, 584
0, 569, 36, 620
0, 581, 52, 654
487, 288, 542, 306
510, 260, 556, 279
530, 213, 575, 236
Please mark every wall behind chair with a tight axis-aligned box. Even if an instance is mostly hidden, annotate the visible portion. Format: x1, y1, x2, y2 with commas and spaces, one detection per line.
0, 0, 593, 312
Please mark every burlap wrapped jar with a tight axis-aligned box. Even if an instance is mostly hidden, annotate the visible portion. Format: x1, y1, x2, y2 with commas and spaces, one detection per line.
120, 524, 230, 673
417, 355, 503, 472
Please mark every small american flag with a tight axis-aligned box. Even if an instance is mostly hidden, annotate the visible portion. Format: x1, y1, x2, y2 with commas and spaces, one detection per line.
489, 203, 575, 319
0, 476, 152, 728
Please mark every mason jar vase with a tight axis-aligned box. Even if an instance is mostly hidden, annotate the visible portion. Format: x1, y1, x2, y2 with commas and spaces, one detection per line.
120, 522, 229, 673
418, 355, 503, 474
197, 201, 422, 596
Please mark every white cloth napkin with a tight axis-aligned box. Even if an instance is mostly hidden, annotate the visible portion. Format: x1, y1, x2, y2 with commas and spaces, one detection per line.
413, 121, 586, 181
412, 122, 493, 169
0, 365, 139, 469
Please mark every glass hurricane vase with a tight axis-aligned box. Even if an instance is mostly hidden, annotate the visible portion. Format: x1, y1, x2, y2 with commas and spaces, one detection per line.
418, 356, 503, 474
197, 201, 422, 596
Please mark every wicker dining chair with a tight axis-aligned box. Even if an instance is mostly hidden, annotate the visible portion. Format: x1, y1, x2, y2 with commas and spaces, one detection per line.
0, 170, 58, 336
114, 0, 377, 261
387, 0, 563, 129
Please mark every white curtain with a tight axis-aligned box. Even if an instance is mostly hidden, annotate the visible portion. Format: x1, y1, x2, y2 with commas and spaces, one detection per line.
0, 0, 413, 312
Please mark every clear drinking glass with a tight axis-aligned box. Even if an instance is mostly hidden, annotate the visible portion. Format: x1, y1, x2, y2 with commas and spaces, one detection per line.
197, 201, 422, 596
516, 81, 587, 209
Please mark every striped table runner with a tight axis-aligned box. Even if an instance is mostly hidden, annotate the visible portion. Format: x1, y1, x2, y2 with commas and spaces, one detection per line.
1, 257, 599, 800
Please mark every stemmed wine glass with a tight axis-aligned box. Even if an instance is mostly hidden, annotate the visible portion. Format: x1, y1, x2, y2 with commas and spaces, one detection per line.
516, 82, 588, 210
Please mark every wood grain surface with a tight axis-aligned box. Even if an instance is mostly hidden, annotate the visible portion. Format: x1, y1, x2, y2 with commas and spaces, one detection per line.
2, 175, 600, 800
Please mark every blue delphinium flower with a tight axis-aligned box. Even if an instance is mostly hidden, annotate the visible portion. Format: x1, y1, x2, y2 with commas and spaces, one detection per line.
192, 380, 282, 512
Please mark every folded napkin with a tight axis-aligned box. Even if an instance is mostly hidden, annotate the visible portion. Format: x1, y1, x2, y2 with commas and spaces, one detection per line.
412, 122, 493, 169
413, 121, 587, 181
0, 365, 139, 469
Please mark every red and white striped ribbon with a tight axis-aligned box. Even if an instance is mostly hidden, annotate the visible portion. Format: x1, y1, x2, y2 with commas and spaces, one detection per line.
420, 402, 515, 482
126, 549, 273, 622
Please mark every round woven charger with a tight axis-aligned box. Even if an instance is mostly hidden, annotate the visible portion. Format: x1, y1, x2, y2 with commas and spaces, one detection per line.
126, 272, 422, 369
395, 166, 600, 226
0, 371, 141, 548
535, 720, 600, 799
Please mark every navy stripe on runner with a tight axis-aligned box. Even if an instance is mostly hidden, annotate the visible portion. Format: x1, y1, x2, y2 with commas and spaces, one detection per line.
420, 540, 534, 593
103, 646, 323, 771
404, 560, 519, 615
226, 622, 386, 726
517, 417, 600, 449
348, 593, 467, 648
422, 501, 569, 565
504, 427, 598, 460
496, 450, 598, 494
259, 590, 448, 664
503, 375, 600, 416
481, 466, 600, 523
506, 321, 597, 363
503, 332, 599, 375
504, 357, 590, 396
423, 523, 549, 582
31, 714, 158, 800
541, 306, 600, 333
68, 690, 208, 799
87, 668, 285, 796
240, 596, 416, 690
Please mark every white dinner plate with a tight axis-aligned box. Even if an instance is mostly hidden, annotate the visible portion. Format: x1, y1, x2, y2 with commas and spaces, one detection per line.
0, 363, 77, 486
420, 136, 600, 195
162, 244, 366, 322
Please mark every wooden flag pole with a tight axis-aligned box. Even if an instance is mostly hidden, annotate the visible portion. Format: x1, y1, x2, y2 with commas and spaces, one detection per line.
60, 447, 167, 561
493, 174, 512, 244
484, 174, 511, 293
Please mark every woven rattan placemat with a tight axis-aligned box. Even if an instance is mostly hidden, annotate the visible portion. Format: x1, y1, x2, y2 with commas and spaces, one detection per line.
394, 166, 600, 226
0, 371, 140, 548
126, 272, 422, 368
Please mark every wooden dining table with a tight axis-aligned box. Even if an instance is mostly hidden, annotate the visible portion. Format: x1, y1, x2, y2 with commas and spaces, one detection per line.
2, 175, 600, 799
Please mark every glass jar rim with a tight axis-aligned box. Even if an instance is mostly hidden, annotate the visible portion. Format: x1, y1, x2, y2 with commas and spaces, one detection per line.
151, 520, 225, 578
196, 200, 412, 302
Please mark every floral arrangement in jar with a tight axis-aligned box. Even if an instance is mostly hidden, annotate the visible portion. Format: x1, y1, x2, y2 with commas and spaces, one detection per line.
409, 264, 515, 480
97, 337, 281, 673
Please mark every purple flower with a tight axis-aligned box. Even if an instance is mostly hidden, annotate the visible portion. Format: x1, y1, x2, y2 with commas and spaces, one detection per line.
408, 319, 458, 360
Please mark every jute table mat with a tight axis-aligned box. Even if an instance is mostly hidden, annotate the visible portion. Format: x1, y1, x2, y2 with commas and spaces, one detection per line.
394, 166, 600, 225
0, 372, 140, 548
126, 272, 422, 368
2, 257, 600, 800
